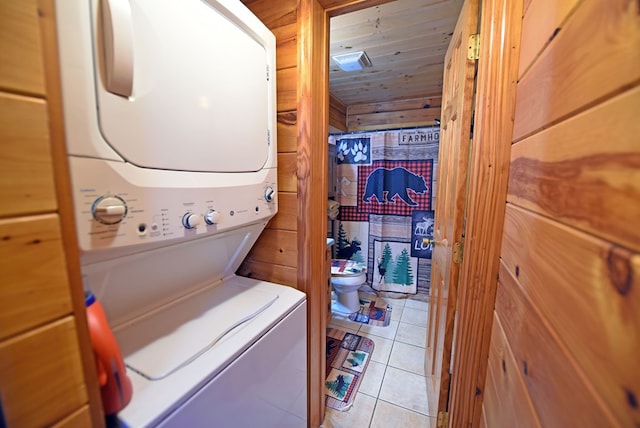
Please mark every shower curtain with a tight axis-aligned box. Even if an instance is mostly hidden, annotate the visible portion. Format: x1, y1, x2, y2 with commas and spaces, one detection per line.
329, 127, 439, 298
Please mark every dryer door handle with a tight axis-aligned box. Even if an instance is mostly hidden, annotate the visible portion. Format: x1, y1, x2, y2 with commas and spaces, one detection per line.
101, 0, 134, 97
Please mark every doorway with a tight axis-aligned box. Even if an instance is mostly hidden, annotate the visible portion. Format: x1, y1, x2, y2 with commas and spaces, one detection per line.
323, 0, 469, 425
298, 0, 521, 425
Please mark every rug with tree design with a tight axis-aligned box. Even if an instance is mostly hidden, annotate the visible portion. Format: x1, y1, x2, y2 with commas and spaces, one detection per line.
325, 328, 375, 411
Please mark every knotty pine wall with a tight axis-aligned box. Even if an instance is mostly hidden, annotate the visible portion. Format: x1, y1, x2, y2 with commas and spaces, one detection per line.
482, 0, 640, 427
0, 1, 103, 426
329, 94, 347, 132
346, 95, 441, 131
330, 94, 442, 132
237, 0, 300, 287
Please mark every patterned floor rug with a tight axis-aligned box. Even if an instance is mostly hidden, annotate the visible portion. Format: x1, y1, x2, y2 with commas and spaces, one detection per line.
325, 328, 375, 411
348, 297, 392, 326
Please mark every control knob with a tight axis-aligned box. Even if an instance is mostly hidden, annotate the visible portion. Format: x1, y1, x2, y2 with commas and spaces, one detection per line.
92, 195, 127, 225
204, 210, 221, 225
264, 186, 275, 202
182, 212, 201, 229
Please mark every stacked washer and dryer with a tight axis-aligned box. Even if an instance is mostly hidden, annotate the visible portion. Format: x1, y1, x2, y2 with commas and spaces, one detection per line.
55, 1, 307, 426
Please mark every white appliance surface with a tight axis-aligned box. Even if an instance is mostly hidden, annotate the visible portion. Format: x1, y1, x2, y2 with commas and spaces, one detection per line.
55, 0, 278, 253
55, 0, 306, 427
115, 277, 306, 428
59, 0, 274, 173
156, 302, 307, 428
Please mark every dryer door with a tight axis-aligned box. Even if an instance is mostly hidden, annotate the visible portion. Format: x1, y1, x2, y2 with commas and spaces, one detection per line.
93, 0, 273, 173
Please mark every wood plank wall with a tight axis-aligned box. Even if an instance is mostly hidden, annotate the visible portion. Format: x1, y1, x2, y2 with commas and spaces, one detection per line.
0, 0, 103, 426
329, 94, 347, 131
237, 0, 299, 287
346, 95, 441, 131
483, 0, 640, 426
330, 94, 442, 132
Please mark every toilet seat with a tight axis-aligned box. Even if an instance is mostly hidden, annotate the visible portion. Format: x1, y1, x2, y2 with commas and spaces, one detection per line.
330, 260, 367, 314
331, 272, 367, 286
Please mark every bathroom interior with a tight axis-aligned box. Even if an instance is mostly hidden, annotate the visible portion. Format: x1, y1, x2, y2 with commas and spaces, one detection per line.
320, 1, 455, 425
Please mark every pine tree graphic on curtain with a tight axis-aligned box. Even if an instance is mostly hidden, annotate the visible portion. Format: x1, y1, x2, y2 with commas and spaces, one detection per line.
375, 242, 415, 287
392, 248, 414, 285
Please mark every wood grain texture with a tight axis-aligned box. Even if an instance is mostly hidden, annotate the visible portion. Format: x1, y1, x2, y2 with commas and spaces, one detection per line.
0, 317, 87, 427
496, 260, 619, 427
298, 0, 329, 425
273, 23, 297, 70
518, 0, 579, 78
51, 406, 92, 428
277, 67, 298, 112
321, 0, 396, 15
37, 0, 105, 422
0, 0, 45, 96
329, 94, 347, 131
241, 0, 298, 28
447, 0, 523, 426
244, 228, 298, 267
327, 0, 459, 106
480, 405, 488, 428
483, 362, 500, 428
0, 92, 57, 217
485, 311, 542, 428
348, 106, 440, 131
513, 0, 640, 141
267, 191, 297, 231
236, 258, 298, 287
425, 0, 478, 417
501, 204, 640, 427
0, 214, 73, 340
277, 152, 298, 192
277, 111, 298, 153
348, 96, 442, 115
509, 86, 640, 253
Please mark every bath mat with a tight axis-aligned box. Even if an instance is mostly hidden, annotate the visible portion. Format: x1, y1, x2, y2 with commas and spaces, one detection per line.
325, 328, 375, 411
348, 298, 392, 327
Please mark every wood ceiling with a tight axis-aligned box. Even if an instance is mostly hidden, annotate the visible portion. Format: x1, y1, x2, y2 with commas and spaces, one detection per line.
329, 0, 464, 108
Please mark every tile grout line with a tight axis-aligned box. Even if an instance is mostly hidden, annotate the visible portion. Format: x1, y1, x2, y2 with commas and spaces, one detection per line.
325, 292, 431, 427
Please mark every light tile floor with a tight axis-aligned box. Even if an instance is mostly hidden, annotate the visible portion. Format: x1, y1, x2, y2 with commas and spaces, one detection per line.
322, 291, 436, 428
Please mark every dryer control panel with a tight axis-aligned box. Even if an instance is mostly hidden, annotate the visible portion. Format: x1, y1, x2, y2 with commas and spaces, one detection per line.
70, 157, 277, 252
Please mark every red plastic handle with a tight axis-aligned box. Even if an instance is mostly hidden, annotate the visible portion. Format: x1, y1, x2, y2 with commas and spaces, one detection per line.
86, 297, 133, 415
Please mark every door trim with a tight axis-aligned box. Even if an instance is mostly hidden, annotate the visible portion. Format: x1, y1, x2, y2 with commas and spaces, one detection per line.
447, 0, 524, 426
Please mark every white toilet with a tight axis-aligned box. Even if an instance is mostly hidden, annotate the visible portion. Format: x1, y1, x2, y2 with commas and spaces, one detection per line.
331, 260, 367, 314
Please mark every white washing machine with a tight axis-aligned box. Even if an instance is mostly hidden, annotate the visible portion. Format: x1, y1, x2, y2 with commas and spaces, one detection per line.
55, 1, 307, 426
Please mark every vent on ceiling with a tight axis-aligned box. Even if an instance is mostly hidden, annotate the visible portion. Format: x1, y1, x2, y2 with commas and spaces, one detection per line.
332, 51, 372, 72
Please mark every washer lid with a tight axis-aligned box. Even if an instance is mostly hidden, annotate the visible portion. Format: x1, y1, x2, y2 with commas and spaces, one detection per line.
93, 0, 272, 173
119, 280, 279, 381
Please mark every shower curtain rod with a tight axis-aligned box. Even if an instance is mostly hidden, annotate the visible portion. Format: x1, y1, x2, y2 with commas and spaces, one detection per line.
329, 124, 439, 137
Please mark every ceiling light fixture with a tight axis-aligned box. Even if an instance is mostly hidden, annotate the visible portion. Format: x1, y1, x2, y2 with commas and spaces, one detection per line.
332, 51, 372, 72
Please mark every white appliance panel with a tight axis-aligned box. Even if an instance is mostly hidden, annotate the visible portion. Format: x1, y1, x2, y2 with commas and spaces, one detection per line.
56, 1, 306, 426
69, 157, 276, 253
114, 279, 306, 428
80, 224, 269, 328
94, 0, 271, 172
155, 302, 307, 428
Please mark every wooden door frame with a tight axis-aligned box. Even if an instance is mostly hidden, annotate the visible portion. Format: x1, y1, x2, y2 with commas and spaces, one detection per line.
298, 0, 521, 426
447, 0, 523, 426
